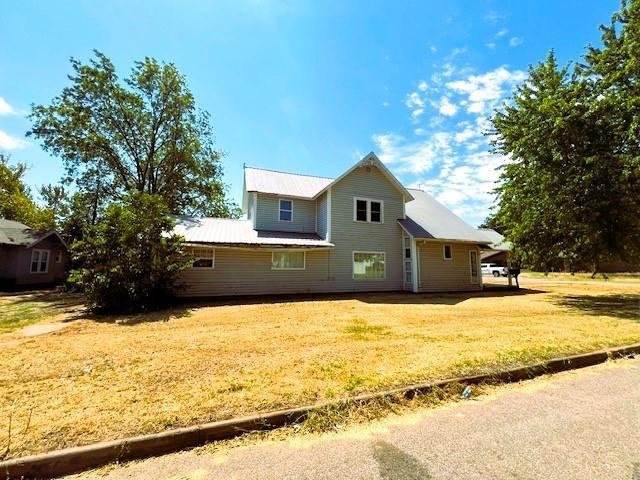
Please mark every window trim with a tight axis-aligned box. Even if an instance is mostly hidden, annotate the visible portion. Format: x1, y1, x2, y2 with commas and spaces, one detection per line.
271, 250, 306, 270
443, 244, 453, 261
279, 198, 293, 222
470, 249, 479, 284
55, 250, 63, 263
30, 249, 50, 274
352, 197, 384, 224
352, 250, 386, 280
189, 246, 215, 269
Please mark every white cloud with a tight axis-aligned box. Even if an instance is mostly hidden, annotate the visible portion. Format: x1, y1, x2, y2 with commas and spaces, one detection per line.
429, 46, 437, 53
484, 11, 506, 23
438, 97, 458, 116
467, 101, 485, 113
509, 37, 523, 47
0, 97, 18, 116
417, 80, 428, 92
370, 64, 526, 225
446, 67, 526, 111
0, 130, 29, 150
496, 28, 509, 37
382, 101, 390, 107
405, 92, 426, 121
485, 42, 496, 50
372, 132, 454, 174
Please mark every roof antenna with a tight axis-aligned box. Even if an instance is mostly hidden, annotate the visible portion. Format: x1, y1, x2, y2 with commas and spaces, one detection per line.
243, 162, 246, 169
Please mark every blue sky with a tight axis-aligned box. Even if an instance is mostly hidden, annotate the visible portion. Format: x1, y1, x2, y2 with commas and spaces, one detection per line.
0, 0, 619, 225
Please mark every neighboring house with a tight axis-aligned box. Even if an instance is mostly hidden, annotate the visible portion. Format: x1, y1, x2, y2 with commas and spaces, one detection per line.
479, 228, 512, 266
174, 153, 491, 297
0, 219, 69, 287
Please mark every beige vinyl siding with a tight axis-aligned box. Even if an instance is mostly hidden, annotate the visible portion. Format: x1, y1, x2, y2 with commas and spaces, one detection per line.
416, 241, 482, 292
327, 166, 404, 292
176, 247, 334, 297
316, 192, 328, 239
254, 193, 316, 233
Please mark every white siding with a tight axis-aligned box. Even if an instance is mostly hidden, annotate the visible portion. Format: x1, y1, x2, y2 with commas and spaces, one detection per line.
316, 192, 328, 239
254, 193, 316, 233
176, 248, 334, 297
326, 166, 404, 292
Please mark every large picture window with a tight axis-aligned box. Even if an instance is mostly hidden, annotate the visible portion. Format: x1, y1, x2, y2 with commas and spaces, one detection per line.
353, 197, 383, 223
279, 199, 293, 222
189, 247, 215, 268
30, 249, 49, 273
272, 251, 305, 270
353, 251, 385, 279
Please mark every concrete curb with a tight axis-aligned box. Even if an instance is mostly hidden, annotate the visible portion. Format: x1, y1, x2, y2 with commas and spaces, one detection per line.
2, 343, 639, 479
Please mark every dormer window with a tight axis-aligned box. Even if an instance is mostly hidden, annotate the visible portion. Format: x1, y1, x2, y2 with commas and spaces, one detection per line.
279, 199, 293, 222
353, 197, 383, 223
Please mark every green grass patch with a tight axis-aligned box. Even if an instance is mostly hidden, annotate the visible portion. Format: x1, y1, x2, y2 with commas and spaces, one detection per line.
343, 320, 390, 340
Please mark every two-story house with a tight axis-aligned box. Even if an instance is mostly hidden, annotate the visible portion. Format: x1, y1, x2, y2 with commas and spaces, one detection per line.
174, 153, 490, 297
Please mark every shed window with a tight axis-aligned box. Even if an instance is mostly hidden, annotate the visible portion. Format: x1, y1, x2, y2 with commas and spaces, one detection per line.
279, 199, 293, 222
30, 249, 49, 273
272, 251, 305, 270
443, 244, 452, 260
353, 252, 385, 279
55, 250, 63, 263
353, 198, 384, 223
189, 247, 215, 268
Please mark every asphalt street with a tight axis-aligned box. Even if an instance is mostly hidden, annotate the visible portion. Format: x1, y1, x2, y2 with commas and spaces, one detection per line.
69, 358, 640, 480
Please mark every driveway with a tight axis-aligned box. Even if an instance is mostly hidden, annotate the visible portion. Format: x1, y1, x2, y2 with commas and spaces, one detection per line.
69, 357, 640, 480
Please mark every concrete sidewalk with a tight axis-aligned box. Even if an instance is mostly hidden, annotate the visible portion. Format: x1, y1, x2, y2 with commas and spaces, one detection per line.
70, 358, 640, 480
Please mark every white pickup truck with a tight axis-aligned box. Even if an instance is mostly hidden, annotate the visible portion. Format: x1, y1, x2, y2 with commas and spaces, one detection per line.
481, 263, 508, 277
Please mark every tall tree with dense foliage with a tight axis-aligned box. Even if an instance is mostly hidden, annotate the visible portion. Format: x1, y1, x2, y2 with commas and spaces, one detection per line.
28, 51, 239, 219
0, 153, 53, 229
490, 2, 640, 275
69, 193, 192, 313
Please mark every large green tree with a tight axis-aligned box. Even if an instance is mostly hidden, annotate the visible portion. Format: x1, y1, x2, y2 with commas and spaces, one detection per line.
0, 153, 53, 229
490, 2, 640, 275
28, 51, 239, 218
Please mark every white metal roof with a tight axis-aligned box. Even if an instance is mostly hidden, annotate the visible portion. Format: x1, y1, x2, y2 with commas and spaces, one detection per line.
401, 189, 491, 244
244, 167, 334, 198
478, 228, 511, 251
173, 216, 334, 248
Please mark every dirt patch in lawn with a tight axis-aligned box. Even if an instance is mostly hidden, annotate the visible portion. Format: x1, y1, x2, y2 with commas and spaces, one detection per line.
1, 280, 640, 459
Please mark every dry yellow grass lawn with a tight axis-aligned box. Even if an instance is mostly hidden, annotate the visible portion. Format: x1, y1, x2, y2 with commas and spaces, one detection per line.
1, 279, 639, 459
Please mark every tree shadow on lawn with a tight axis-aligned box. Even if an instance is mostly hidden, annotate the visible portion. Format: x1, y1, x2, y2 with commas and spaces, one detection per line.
1, 289, 193, 326
555, 294, 640, 321
178, 287, 545, 308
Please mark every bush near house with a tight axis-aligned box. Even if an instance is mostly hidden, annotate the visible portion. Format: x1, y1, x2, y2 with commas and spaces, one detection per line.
69, 193, 192, 313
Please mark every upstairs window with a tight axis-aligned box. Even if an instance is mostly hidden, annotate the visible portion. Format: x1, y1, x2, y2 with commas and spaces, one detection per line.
279, 199, 293, 222
443, 244, 452, 260
189, 247, 215, 268
30, 249, 49, 273
353, 198, 384, 223
356, 199, 368, 222
55, 250, 63, 263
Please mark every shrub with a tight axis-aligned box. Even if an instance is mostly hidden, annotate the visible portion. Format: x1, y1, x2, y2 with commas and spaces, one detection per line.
69, 193, 191, 313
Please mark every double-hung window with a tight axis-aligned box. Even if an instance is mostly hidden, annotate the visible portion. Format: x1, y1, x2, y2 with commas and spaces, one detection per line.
189, 247, 215, 268
279, 199, 293, 222
272, 250, 305, 270
353, 251, 385, 279
30, 249, 49, 273
353, 198, 383, 223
